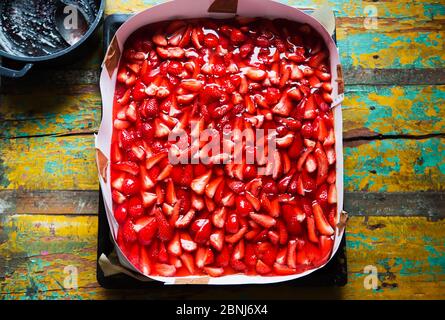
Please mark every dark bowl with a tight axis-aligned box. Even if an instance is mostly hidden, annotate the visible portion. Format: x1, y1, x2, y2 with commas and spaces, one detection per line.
0, 0, 105, 78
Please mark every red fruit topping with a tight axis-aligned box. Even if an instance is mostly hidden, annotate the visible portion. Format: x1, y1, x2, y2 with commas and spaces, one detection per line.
111, 18, 337, 277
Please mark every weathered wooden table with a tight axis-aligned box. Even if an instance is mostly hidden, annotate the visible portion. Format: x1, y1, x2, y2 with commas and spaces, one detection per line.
0, 0, 444, 300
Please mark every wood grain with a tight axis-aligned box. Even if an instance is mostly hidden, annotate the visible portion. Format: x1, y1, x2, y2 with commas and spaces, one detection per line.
0, 215, 443, 299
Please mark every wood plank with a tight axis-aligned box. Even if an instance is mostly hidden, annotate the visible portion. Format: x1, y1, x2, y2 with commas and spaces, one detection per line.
343, 85, 445, 137
105, 0, 445, 21
344, 137, 445, 192
1, 190, 443, 219
0, 190, 99, 215
1, 84, 443, 139
0, 85, 101, 139
1, 215, 443, 299
0, 135, 443, 192
0, 135, 97, 191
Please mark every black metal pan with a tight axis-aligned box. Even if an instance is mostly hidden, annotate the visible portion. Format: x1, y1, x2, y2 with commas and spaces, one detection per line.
0, 0, 105, 78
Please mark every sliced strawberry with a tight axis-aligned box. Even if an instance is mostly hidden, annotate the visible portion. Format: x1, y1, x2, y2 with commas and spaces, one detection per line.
191, 193, 205, 210
180, 252, 195, 274
249, 213, 276, 229
216, 245, 231, 267
112, 189, 126, 204
180, 232, 198, 252
127, 196, 144, 218
136, 217, 158, 245
328, 184, 337, 204
312, 201, 334, 236
114, 204, 127, 225
314, 142, 329, 185
191, 170, 212, 195
146, 152, 167, 170
204, 266, 224, 277
282, 204, 305, 234
175, 209, 196, 228
225, 213, 239, 234
167, 232, 182, 256
114, 161, 139, 176
277, 220, 288, 245
327, 169, 336, 184
210, 229, 224, 251
154, 207, 174, 241
268, 230, 280, 245
256, 260, 272, 274
140, 165, 155, 190
235, 195, 254, 217
122, 219, 137, 243
195, 247, 214, 268
139, 245, 151, 275
273, 263, 296, 275
190, 219, 212, 244
306, 215, 319, 244
158, 241, 169, 263
245, 191, 261, 211
165, 179, 177, 205
141, 191, 157, 208
275, 247, 287, 265
225, 226, 247, 244
154, 263, 176, 276
211, 207, 227, 228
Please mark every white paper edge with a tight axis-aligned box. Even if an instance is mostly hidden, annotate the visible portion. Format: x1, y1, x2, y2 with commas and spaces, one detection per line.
96, 0, 345, 285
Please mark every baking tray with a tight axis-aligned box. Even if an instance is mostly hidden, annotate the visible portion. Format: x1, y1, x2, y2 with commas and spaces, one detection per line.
97, 13, 347, 290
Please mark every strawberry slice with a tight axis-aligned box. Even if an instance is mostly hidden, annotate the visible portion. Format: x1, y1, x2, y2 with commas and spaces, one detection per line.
114, 161, 139, 176
268, 230, 279, 245
167, 232, 182, 256
245, 191, 261, 211
328, 184, 337, 204
277, 220, 288, 245
114, 204, 128, 225
154, 263, 176, 276
256, 260, 272, 274
312, 201, 334, 236
314, 142, 328, 185
211, 207, 227, 228
275, 247, 287, 265
204, 176, 224, 198
141, 191, 157, 208
175, 209, 196, 228
191, 193, 205, 210
273, 263, 296, 275
210, 229, 225, 251
204, 266, 224, 277
282, 204, 305, 234
221, 191, 235, 207
165, 179, 177, 205
287, 240, 298, 268
136, 217, 158, 246
154, 207, 174, 241
225, 226, 247, 244
249, 213, 276, 228
225, 213, 239, 234
180, 252, 195, 274
195, 247, 214, 268
190, 218, 212, 244
215, 245, 231, 267
235, 195, 254, 217
191, 170, 212, 195
139, 245, 151, 276
180, 232, 198, 252
305, 154, 318, 173
112, 189, 126, 204
307, 215, 319, 244
122, 219, 137, 243
232, 240, 245, 263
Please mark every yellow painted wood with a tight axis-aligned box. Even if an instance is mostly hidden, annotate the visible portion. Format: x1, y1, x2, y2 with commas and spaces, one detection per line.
0, 215, 443, 299
0, 135, 97, 191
